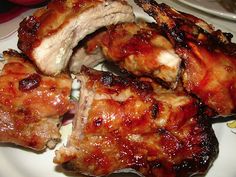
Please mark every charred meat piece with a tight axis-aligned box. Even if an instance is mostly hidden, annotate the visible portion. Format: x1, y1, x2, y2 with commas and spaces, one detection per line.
134, 0, 229, 44
54, 66, 218, 177
134, 0, 236, 115
18, 0, 134, 75
70, 22, 181, 88
0, 50, 72, 151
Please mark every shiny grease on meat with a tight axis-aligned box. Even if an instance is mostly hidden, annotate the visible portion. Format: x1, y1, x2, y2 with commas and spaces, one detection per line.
0, 50, 72, 151
134, 0, 236, 115
71, 22, 182, 89
54, 67, 218, 177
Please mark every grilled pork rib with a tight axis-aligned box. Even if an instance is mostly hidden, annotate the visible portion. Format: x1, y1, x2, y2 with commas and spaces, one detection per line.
54, 67, 218, 177
18, 0, 134, 75
134, 0, 236, 115
71, 22, 181, 88
0, 50, 72, 151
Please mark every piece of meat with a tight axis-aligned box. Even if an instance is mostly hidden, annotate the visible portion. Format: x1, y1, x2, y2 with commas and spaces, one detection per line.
69, 46, 104, 74
17, 0, 135, 75
54, 66, 218, 177
0, 50, 72, 151
134, 0, 236, 115
70, 22, 182, 88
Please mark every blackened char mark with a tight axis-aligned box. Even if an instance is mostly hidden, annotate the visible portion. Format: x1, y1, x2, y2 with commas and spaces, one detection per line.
81, 66, 154, 94
18, 16, 40, 55
151, 103, 159, 119
19, 73, 41, 91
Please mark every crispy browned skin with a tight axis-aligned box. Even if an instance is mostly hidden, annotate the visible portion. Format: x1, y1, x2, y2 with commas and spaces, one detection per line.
17, 0, 134, 75
85, 22, 181, 88
0, 50, 72, 151
54, 66, 218, 177
134, 0, 236, 115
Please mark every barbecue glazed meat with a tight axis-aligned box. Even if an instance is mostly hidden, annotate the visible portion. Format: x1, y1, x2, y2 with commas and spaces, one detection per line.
70, 22, 182, 88
54, 67, 218, 177
18, 0, 134, 75
0, 50, 72, 151
134, 0, 236, 115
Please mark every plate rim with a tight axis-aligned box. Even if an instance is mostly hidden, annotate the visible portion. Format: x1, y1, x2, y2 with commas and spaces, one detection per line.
177, 0, 236, 21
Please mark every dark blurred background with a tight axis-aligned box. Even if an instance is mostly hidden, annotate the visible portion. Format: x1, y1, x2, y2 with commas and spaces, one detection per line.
0, 0, 49, 23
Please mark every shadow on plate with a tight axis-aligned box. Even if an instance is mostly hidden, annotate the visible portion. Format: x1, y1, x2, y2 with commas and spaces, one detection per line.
0, 142, 46, 154
55, 165, 140, 177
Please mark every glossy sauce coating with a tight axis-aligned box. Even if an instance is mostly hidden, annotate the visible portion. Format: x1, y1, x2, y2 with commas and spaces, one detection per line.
54, 67, 218, 177
86, 22, 181, 88
0, 50, 72, 150
134, 0, 236, 115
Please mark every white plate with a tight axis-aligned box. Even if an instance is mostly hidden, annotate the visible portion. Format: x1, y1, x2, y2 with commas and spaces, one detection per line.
0, 1, 236, 177
0, 9, 36, 40
177, 0, 236, 21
